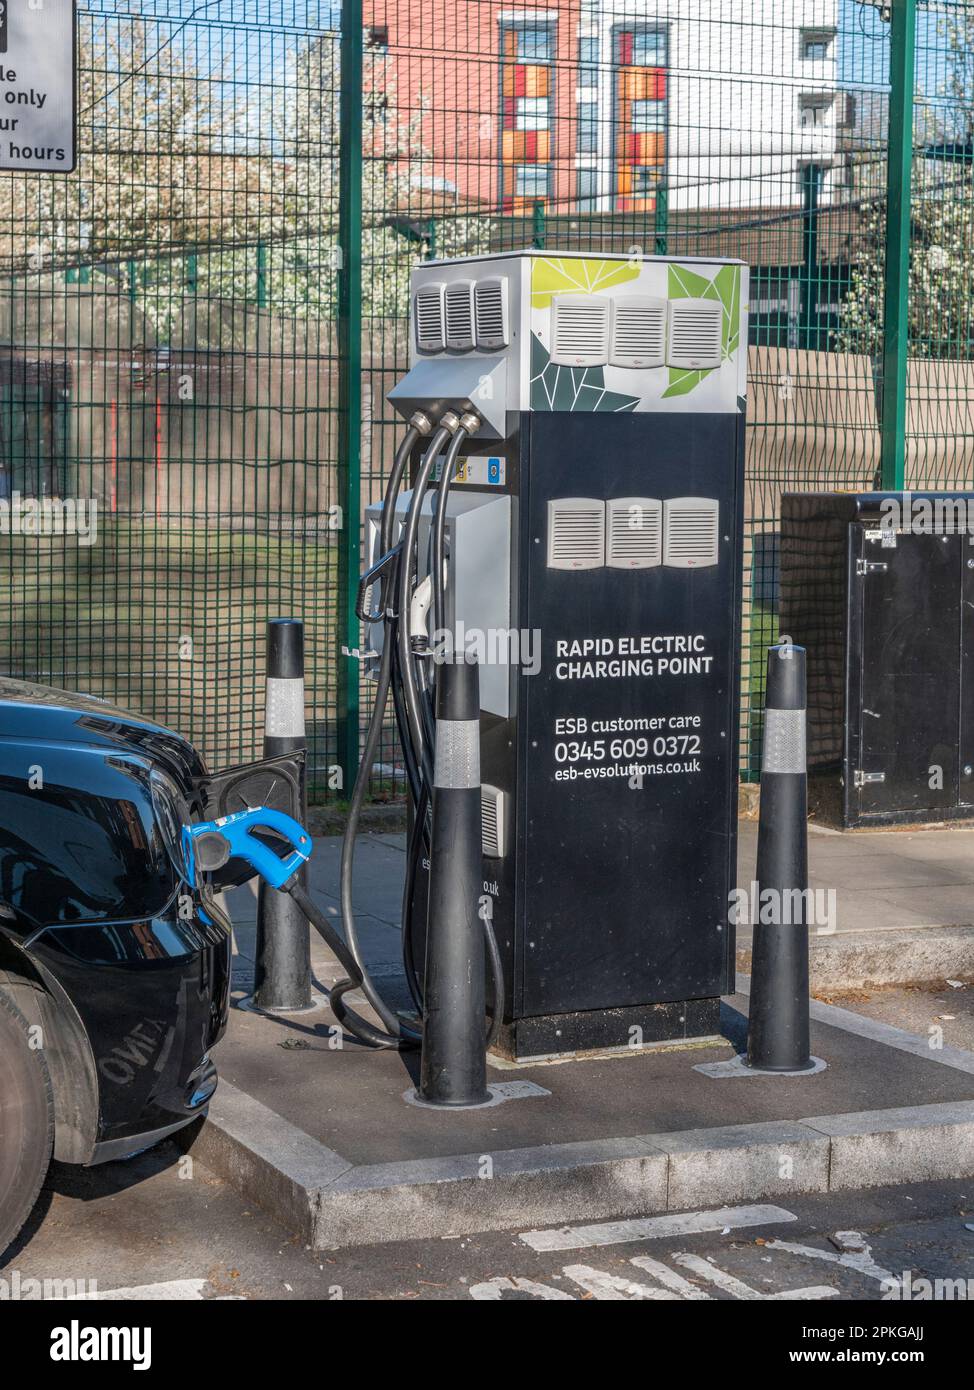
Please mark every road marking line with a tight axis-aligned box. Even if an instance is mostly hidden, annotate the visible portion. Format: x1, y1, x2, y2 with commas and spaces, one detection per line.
629, 1255, 713, 1299
519, 1203, 797, 1252
673, 1252, 837, 1301
469, 1275, 574, 1301
562, 1264, 682, 1300
83, 1279, 211, 1300
766, 1236, 898, 1289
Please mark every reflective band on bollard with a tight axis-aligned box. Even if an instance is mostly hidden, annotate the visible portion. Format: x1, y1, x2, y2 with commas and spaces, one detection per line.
419, 653, 489, 1107
255, 618, 313, 1013
745, 643, 814, 1073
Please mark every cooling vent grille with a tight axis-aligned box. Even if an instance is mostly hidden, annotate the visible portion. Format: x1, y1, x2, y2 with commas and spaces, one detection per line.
546, 498, 606, 570
663, 497, 720, 568
474, 277, 509, 349
444, 280, 475, 350
550, 295, 610, 366
606, 498, 663, 569
666, 298, 723, 370
481, 784, 507, 859
610, 297, 666, 368
415, 283, 446, 353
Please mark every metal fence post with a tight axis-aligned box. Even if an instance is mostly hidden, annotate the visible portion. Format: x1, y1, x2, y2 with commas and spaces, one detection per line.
654, 183, 669, 256
880, 0, 917, 491
799, 163, 821, 351
531, 199, 546, 249
255, 239, 268, 309
337, 3, 364, 791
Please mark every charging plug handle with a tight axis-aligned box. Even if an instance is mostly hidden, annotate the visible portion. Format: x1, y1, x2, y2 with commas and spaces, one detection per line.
182, 807, 313, 891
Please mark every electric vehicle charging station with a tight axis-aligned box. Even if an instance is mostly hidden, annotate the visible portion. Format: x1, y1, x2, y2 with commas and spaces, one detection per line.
372, 251, 750, 1059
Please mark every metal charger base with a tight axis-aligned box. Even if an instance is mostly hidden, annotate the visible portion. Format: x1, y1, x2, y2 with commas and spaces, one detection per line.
237, 993, 325, 1018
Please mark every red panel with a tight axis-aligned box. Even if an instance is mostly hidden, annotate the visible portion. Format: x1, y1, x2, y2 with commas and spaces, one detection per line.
514, 66, 526, 98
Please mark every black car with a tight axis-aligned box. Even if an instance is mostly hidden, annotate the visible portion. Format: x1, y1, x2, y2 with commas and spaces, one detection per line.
0, 679, 237, 1257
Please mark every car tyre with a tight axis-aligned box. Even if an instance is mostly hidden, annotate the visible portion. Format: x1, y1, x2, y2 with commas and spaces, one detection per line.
0, 989, 54, 1259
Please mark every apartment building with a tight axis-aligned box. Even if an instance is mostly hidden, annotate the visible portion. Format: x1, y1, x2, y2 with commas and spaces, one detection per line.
366, 0, 846, 214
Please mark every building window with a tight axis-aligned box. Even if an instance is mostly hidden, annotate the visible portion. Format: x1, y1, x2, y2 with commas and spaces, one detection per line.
366, 26, 389, 50
631, 99, 665, 133
516, 164, 550, 198
612, 24, 668, 212
516, 24, 554, 64
500, 19, 555, 209
579, 35, 599, 85
630, 166, 661, 199
628, 29, 665, 66
801, 30, 834, 62
516, 97, 549, 130
577, 166, 599, 213
577, 102, 598, 153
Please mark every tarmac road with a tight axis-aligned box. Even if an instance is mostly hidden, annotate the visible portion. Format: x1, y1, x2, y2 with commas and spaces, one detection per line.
4, 1144, 974, 1302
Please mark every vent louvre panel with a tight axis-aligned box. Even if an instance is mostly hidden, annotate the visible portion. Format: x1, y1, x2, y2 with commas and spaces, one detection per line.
474, 276, 509, 349
606, 498, 663, 568
666, 299, 723, 370
550, 294, 610, 366
414, 283, 446, 353
663, 497, 720, 569
547, 498, 606, 570
444, 280, 475, 350
481, 784, 507, 858
610, 297, 666, 368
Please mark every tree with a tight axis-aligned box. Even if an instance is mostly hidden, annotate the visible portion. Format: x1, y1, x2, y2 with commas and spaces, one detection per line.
837, 13, 974, 359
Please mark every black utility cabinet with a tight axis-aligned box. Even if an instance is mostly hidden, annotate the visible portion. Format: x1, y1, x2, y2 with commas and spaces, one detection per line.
780, 491, 974, 828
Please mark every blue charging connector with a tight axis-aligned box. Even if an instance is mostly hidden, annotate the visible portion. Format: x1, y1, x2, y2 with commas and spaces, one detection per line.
182, 807, 313, 890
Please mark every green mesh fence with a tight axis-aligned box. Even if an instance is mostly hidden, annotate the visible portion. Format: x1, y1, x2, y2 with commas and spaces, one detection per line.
0, 1, 342, 791
0, 1, 970, 796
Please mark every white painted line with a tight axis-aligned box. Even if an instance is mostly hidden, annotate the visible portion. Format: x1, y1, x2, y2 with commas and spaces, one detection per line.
629, 1254, 713, 1299
736, 972, 974, 1076
766, 1236, 898, 1290
562, 1264, 683, 1300
82, 1280, 211, 1300
519, 1203, 797, 1252
673, 1253, 837, 1302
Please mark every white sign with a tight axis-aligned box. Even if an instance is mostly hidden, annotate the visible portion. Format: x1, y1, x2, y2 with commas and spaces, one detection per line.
0, 0, 76, 172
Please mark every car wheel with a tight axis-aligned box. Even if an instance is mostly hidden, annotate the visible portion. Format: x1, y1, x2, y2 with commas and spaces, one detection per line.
0, 989, 54, 1259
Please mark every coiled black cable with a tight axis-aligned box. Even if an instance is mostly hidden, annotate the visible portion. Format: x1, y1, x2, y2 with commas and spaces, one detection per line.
324, 411, 505, 1051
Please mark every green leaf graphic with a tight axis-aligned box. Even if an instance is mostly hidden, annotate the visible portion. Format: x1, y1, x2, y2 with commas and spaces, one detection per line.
662, 367, 710, 398
667, 265, 713, 300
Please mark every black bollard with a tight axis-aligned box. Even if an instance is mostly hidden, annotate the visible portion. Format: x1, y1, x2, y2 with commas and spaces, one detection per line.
419, 652, 489, 1106
254, 619, 313, 1012
746, 643, 814, 1072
